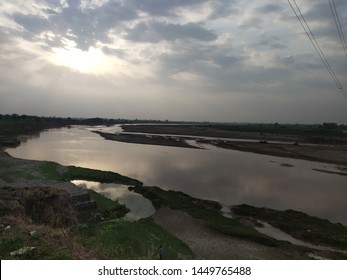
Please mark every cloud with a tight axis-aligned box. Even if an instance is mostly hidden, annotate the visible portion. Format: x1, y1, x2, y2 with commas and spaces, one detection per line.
12, 13, 50, 34
9, 0, 137, 50
256, 4, 283, 14
101, 46, 127, 58
305, 0, 347, 23
239, 17, 264, 30
125, 21, 217, 42
128, 0, 210, 16
0, 0, 347, 123
254, 34, 287, 50
207, 1, 238, 20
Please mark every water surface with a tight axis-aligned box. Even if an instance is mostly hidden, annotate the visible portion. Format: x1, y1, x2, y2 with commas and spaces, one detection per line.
6, 125, 347, 225
71, 180, 155, 221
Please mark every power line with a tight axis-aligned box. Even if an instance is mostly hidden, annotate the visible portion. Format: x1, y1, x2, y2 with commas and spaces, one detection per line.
291, 0, 345, 96
329, 0, 347, 59
287, 0, 347, 100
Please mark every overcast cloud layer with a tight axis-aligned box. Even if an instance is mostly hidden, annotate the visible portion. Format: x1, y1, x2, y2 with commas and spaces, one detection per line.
1, 0, 347, 123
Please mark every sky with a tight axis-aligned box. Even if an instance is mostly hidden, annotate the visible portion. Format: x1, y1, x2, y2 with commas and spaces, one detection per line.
0, 0, 347, 123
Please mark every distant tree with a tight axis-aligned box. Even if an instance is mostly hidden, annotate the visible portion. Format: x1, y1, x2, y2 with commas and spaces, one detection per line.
322, 123, 338, 129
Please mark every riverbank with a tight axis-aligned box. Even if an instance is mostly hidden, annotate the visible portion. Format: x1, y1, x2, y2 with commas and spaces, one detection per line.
1, 120, 347, 259
94, 131, 198, 149
1, 152, 347, 259
197, 139, 347, 166
132, 186, 347, 259
0, 151, 193, 259
121, 124, 347, 143
116, 124, 347, 166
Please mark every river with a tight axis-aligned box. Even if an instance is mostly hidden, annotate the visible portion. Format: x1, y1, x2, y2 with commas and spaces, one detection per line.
6, 125, 347, 225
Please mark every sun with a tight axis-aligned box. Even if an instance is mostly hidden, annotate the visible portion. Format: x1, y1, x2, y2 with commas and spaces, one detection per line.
50, 45, 110, 74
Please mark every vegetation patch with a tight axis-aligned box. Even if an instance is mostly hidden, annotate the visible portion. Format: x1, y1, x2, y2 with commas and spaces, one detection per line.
64, 166, 143, 186
122, 123, 347, 144
1, 151, 193, 259
19, 186, 77, 227
202, 123, 347, 141
79, 218, 194, 260
77, 189, 129, 223
232, 204, 347, 250
39, 161, 142, 186
131, 186, 279, 247
0, 219, 102, 259
76, 190, 193, 259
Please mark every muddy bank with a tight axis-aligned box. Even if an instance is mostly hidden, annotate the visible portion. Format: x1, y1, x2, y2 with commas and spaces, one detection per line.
99, 125, 347, 166
94, 131, 200, 149
152, 206, 347, 260
133, 186, 347, 259
122, 124, 299, 142
198, 139, 347, 166
122, 124, 347, 144
153, 207, 294, 259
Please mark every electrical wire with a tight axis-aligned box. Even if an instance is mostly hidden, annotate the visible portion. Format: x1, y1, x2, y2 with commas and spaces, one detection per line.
288, 0, 347, 99
329, 0, 347, 58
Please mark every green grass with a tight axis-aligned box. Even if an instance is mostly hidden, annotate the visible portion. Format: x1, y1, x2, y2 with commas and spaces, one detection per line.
39, 162, 62, 180
0, 156, 38, 182
77, 189, 129, 224
131, 186, 279, 247
232, 204, 347, 250
0, 152, 142, 185
0, 227, 74, 260
88, 189, 118, 210
76, 189, 194, 259
2, 153, 193, 259
82, 218, 194, 260
0, 234, 25, 258
39, 161, 142, 186
64, 166, 143, 186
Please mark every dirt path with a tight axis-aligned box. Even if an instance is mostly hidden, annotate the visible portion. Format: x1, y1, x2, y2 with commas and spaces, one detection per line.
152, 207, 295, 259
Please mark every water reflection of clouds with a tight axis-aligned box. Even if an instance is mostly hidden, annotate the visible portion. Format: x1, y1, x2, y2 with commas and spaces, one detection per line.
71, 180, 155, 221
141, 146, 347, 224
8, 127, 347, 225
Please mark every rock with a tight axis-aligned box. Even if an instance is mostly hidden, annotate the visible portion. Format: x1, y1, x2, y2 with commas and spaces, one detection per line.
10, 247, 36, 256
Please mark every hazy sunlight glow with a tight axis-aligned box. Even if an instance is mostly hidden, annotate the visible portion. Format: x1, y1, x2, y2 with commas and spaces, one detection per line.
51, 46, 108, 74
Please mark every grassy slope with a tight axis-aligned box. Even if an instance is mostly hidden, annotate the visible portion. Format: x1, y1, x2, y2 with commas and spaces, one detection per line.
0, 152, 193, 259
